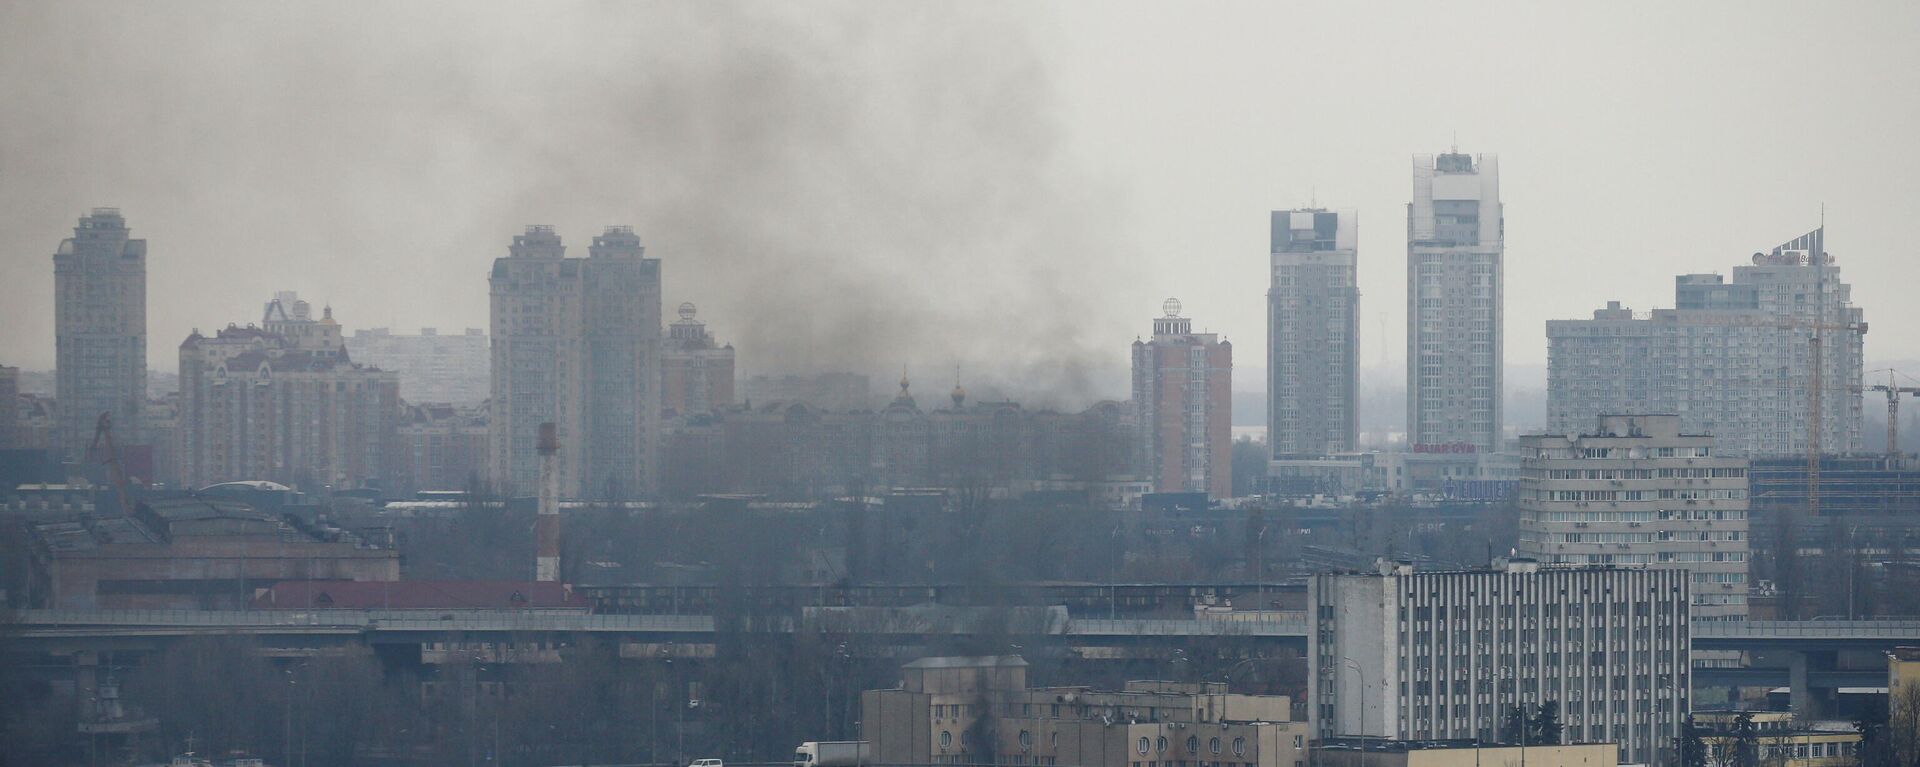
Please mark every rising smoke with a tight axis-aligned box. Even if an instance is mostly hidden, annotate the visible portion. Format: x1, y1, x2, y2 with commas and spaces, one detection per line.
0, 2, 1145, 408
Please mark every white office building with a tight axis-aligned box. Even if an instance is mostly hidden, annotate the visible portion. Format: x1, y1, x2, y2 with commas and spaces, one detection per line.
1309, 560, 1690, 767
1407, 151, 1502, 453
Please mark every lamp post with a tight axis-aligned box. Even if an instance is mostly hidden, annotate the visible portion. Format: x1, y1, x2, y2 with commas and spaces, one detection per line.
1342, 657, 1369, 767
1255, 524, 1272, 611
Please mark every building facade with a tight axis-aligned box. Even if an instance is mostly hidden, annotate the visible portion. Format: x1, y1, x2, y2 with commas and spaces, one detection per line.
660, 302, 735, 417
1309, 561, 1690, 766
862, 656, 1309, 767
1547, 229, 1865, 458
347, 326, 490, 405
1133, 299, 1232, 498
392, 401, 489, 494
1407, 153, 1502, 453
177, 294, 400, 490
54, 208, 148, 457
1268, 209, 1358, 459
0, 365, 17, 448
1517, 415, 1750, 622
489, 225, 662, 498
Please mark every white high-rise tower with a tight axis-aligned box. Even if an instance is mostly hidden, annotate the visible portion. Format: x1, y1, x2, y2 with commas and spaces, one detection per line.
1407, 151, 1502, 453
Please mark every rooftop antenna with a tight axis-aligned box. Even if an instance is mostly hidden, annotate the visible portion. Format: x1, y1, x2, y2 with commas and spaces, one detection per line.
1451, 131, 1458, 153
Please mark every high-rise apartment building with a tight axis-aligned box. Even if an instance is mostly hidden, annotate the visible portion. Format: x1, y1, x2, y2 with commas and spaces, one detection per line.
0, 365, 18, 448
1517, 414, 1750, 622
489, 225, 661, 498
660, 302, 734, 417
1547, 229, 1864, 457
1408, 152, 1502, 453
178, 293, 400, 490
347, 326, 490, 405
54, 208, 147, 456
1310, 561, 1691, 766
1268, 209, 1358, 458
1132, 299, 1231, 498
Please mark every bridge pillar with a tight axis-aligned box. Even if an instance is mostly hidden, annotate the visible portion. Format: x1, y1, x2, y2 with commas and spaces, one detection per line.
1788, 650, 1837, 721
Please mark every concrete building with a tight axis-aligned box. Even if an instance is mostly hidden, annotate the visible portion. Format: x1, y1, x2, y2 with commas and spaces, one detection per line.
1309, 560, 1690, 766
1268, 209, 1359, 459
177, 294, 400, 491
489, 225, 662, 498
862, 656, 1309, 767
1313, 739, 1618, 767
1517, 415, 1751, 622
1407, 152, 1502, 454
54, 208, 148, 457
660, 302, 735, 418
1547, 229, 1865, 458
1133, 299, 1232, 498
347, 326, 489, 405
1693, 712, 1860, 767
0, 365, 18, 448
392, 401, 489, 494
1267, 451, 1520, 500
26, 495, 399, 609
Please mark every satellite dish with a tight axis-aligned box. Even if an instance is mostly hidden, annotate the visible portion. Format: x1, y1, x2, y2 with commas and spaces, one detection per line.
1162, 297, 1183, 317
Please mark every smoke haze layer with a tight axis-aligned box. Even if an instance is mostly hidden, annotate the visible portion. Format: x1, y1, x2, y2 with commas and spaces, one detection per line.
0, 2, 1142, 407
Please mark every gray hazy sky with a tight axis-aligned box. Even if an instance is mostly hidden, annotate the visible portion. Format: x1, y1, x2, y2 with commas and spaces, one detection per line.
3, 1, 1916, 406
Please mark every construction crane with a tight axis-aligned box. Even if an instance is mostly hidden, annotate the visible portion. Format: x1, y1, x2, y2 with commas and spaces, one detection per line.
1867, 369, 1920, 457
1660, 309, 1867, 516
86, 411, 137, 517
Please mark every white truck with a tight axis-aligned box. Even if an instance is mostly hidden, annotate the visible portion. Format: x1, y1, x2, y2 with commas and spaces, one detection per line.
794, 740, 870, 767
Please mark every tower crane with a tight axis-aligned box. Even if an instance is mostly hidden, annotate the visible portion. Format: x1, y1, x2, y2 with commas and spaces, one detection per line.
1867, 370, 1920, 458
86, 411, 137, 517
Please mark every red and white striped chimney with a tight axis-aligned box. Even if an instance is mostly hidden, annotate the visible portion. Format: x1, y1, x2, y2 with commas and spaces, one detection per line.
535, 422, 560, 582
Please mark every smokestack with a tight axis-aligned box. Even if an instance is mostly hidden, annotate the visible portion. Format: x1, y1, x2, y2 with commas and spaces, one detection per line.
536, 422, 560, 582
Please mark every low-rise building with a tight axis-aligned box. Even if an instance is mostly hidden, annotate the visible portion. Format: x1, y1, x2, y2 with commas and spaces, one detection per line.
27, 495, 398, 609
864, 656, 1309, 767
1693, 712, 1859, 767
1312, 738, 1617, 767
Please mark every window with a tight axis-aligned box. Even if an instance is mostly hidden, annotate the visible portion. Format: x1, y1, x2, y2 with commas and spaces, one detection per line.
1233, 738, 1246, 756
1210, 738, 1222, 754
1158, 737, 1169, 754
1139, 738, 1151, 755
941, 731, 953, 750
1020, 731, 1034, 751
1187, 736, 1199, 753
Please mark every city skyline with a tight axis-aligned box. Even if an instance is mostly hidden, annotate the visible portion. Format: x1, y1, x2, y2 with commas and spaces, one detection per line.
2, 4, 1917, 406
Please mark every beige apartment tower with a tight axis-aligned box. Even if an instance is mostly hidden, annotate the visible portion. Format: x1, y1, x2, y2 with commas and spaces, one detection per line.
489, 225, 662, 498
54, 208, 147, 456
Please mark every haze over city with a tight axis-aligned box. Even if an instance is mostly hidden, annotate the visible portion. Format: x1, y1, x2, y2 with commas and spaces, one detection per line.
7, 3, 1920, 767
3, 1, 1917, 407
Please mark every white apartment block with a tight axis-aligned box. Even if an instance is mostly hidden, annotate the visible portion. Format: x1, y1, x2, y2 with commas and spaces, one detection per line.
1310, 561, 1691, 767
1407, 152, 1502, 453
348, 326, 490, 405
1547, 228, 1864, 458
1517, 414, 1750, 622
1268, 209, 1358, 459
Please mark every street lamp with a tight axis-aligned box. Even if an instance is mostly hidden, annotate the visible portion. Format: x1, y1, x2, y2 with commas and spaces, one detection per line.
1342, 657, 1369, 767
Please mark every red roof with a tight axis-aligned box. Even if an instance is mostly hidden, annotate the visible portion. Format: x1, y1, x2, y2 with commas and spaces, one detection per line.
250, 580, 587, 610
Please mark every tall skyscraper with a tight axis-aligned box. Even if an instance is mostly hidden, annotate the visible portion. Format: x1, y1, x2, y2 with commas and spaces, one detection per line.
0, 365, 18, 448
1310, 560, 1690, 766
489, 225, 661, 498
1546, 228, 1864, 457
1132, 299, 1232, 498
177, 293, 400, 490
1268, 208, 1358, 458
54, 208, 147, 456
1407, 152, 1502, 453
1516, 414, 1750, 622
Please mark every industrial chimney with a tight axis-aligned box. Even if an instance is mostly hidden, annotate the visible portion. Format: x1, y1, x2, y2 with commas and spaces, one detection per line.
536, 422, 560, 582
